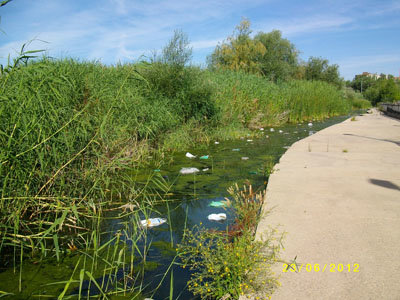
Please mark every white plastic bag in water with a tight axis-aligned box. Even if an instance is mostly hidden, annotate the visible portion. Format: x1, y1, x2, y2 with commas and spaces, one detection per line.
185, 152, 196, 158
179, 167, 200, 175
207, 213, 227, 222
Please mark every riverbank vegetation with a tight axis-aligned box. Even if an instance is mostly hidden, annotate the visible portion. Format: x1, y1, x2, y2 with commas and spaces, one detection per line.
0, 16, 369, 298
178, 184, 282, 299
348, 73, 400, 105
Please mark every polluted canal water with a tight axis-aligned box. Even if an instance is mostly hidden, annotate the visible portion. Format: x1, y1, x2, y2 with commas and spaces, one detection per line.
0, 115, 351, 299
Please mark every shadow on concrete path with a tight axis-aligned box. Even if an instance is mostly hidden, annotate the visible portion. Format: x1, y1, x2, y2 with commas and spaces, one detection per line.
343, 133, 400, 147
369, 178, 400, 191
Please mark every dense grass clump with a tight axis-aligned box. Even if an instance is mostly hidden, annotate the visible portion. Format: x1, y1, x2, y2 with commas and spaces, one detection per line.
206, 69, 352, 128
342, 87, 371, 109
0, 59, 354, 215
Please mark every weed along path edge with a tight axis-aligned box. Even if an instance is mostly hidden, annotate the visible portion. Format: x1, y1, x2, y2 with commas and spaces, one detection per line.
255, 109, 400, 299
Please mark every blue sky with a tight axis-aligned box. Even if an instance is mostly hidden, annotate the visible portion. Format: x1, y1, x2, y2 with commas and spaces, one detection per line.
0, 0, 399, 80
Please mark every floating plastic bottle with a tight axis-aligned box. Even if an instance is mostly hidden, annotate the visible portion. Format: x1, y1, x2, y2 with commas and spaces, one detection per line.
140, 218, 167, 228
241, 157, 249, 160
208, 201, 227, 208
200, 155, 209, 160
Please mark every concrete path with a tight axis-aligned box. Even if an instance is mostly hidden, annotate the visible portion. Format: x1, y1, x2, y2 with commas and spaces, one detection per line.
255, 110, 400, 299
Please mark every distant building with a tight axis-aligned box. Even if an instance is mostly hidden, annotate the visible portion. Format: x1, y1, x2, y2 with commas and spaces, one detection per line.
356, 72, 389, 80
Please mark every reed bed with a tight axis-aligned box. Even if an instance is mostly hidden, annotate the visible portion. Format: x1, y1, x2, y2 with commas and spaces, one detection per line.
206, 69, 352, 128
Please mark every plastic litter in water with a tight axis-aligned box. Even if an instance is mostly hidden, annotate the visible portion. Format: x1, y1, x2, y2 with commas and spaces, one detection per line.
232, 148, 240, 151
309, 131, 315, 136
266, 135, 269, 138
260, 128, 264, 131
249, 171, 258, 175
153, 169, 161, 172
179, 167, 200, 175
208, 201, 227, 208
208, 213, 227, 221
247, 139, 253, 142
215, 141, 220, 144
185, 152, 196, 158
202, 168, 209, 172
308, 122, 313, 127
241, 157, 249, 160
270, 128, 275, 132
279, 130, 283, 133
200, 155, 209, 160
140, 218, 167, 228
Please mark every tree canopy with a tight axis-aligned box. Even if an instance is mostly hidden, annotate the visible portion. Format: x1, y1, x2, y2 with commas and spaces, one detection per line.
208, 19, 267, 74
304, 57, 342, 88
254, 30, 299, 81
208, 19, 299, 81
208, 19, 345, 87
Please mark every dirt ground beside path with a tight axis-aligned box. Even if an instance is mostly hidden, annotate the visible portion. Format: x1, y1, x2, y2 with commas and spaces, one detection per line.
251, 110, 400, 299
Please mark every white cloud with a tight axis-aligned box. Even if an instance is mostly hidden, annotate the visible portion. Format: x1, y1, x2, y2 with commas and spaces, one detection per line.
190, 38, 223, 50
257, 15, 353, 36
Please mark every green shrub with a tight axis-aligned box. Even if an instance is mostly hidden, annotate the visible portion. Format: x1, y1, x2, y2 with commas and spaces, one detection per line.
178, 185, 282, 299
342, 87, 371, 109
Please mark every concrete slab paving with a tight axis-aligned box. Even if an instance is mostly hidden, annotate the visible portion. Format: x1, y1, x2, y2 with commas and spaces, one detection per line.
254, 110, 400, 300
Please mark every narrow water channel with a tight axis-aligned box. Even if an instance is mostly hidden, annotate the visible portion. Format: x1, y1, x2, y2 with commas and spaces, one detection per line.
127, 114, 352, 299
0, 114, 353, 299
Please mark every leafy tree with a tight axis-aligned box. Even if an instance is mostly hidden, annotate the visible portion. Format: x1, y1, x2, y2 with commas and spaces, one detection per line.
254, 30, 299, 81
161, 29, 192, 67
209, 20, 300, 82
350, 75, 375, 93
208, 18, 267, 74
304, 57, 342, 88
364, 78, 400, 105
